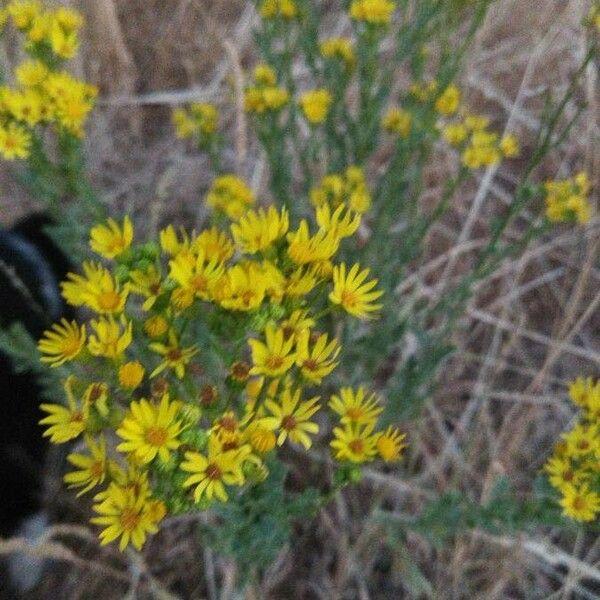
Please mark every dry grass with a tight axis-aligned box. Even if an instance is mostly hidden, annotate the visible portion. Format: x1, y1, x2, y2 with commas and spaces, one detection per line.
1, 0, 599, 597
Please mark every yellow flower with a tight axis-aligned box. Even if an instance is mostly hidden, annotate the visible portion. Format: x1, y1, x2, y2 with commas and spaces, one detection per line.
231, 206, 289, 254
295, 329, 340, 384
15, 59, 48, 87
144, 315, 168, 338
0, 122, 31, 160
215, 262, 268, 311
545, 456, 585, 491
442, 122, 468, 146
172, 108, 196, 139
190, 102, 218, 134
499, 133, 519, 158
260, 0, 297, 19
345, 166, 372, 213
315, 203, 361, 239
350, 0, 395, 24
149, 330, 198, 379
559, 483, 600, 522
193, 227, 235, 263
52, 7, 84, 32
544, 172, 592, 224
181, 437, 246, 503
169, 249, 224, 302
331, 423, 378, 463
83, 382, 110, 417
89, 216, 134, 259
88, 316, 133, 359
129, 265, 163, 310
64, 435, 109, 496
280, 309, 315, 342
91, 482, 166, 551
254, 64, 277, 86
464, 114, 489, 131
376, 426, 407, 462
38, 318, 86, 367
50, 20, 79, 59
562, 423, 598, 458
8, 1, 41, 30
319, 37, 355, 71
461, 130, 501, 169
249, 322, 296, 377
329, 386, 383, 425
117, 393, 182, 464
263, 387, 320, 449
61, 261, 129, 315
299, 89, 332, 124
569, 377, 597, 407
206, 175, 255, 220
244, 86, 290, 113
382, 106, 412, 137
284, 266, 319, 297
287, 220, 340, 265
118, 361, 145, 390
435, 84, 461, 115
245, 421, 277, 454
39, 376, 87, 444
329, 263, 383, 319
159, 224, 193, 257
5, 89, 43, 126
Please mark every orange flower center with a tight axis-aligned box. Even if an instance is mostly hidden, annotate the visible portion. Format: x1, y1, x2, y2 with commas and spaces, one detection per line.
573, 496, 586, 511
349, 439, 364, 454
89, 460, 104, 479
346, 407, 364, 420
218, 416, 237, 432
120, 508, 141, 532
167, 349, 183, 362
340, 290, 358, 308
265, 356, 284, 370
281, 415, 297, 431
61, 336, 81, 356
97, 290, 122, 311
302, 359, 319, 372
145, 426, 168, 447
206, 463, 222, 480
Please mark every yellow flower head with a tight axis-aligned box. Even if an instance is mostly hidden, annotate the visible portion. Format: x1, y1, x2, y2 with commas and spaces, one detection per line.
442, 122, 468, 146
88, 316, 133, 359
83, 382, 110, 417
39, 375, 87, 444
329, 263, 383, 319
299, 89, 332, 124
118, 361, 145, 390
249, 322, 296, 377
316, 203, 361, 239
545, 456, 585, 491
260, 0, 297, 19
376, 426, 407, 462
15, 59, 48, 87
231, 206, 289, 254
295, 329, 340, 384
499, 133, 519, 158
382, 106, 412, 138
149, 330, 198, 379
215, 262, 268, 311
169, 249, 224, 302
50, 20, 79, 59
544, 172, 592, 225
350, 0, 395, 24
144, 315, 169, 338
263, 387, 320, 449
329, 386, 383, 425
435, 84, 461, 115
0, 122, 31, 160
206, 175, 255, 220
331, 422, 379, 463
190, 102, 218, 134
181, 436, 246, 503
253, 64, 277, 86
559, 483, 600, 522
89, 216, 134, 259
38, 318, 86, 367
8, 1, 41, 30
193, 226, 235, 263
64, 435, 109, 496
117, 393, 183, 464
319, 37, 355, 71
287, 220, 340, 265
91, 482, 166, 551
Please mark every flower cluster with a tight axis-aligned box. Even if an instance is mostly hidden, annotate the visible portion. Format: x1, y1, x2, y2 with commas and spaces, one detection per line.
319, 37, 355, 72
172, 103, 218, 143
349, 0, 396, 25
544, 172, 592, 224
244, 64, 290, 115
0, 2, 96, 159
544, 378, 600, 522
36, 174, 405, 550
260, 0, 297, 20
310, 166, 372, 214
300, 89, 333, 125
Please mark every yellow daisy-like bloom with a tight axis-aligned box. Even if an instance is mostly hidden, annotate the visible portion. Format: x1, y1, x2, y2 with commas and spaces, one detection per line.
376, 426, 407, 462
254, 64, 277, 86
88, 317, 133, 359
284, 266, 318, 298
260, 0, 297, 19
319, 37, 355, 71
434, 84, 461, 116
461, 130, 501, 170
345, 166, 372, 213
53, 6, 84, 32
116, 393, 183, 464
287, 220, 339, 265
315, 203, 361, 239
8, 1, 40, 30
280, 309, 316, 342
193, 226, 235, 263
5, 89, 43, 127
562, 423, 598, 458
206, 175, 255, 220
149, 330, 198, 379
442, 123, 468, 146
15, 59, 48, 87
330, 423, 378, 463
249, 322, 296, 377
118, 361, 145, 390
64, 435, 109, 496
545, 456, 585, 491
144, 315, 169, 338
349, 0, 395, 24
169, 250, 224, 302
231, 206, 289, 254
295, 330, 340, 384
181, 437, 246, 503
190, 102, 219, 135
172, 108, 196, 139
544, 172, 592, 225
299, 89, 332, 124
82, 382, 110, 417
329, 263, 383, 319
91, 482, 166, 551
0, 122, 31, 160
159, 224, 194, 257
329, 386, 383, 425
61, 261, 129, 315
50, 20, 79, 59
568, 376, 597, 408
382, 106, 412, 138
499, 133, 519, 158
89, 216, 134, 259
129, 265, 163, 311
244, 86, 290, 114
38, 318, 86, 367
263, 387, 320, 449
216, 263, 268, 312
244, 421, 277, 454
39, 376, 87, 444
559, 483, 600, 522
